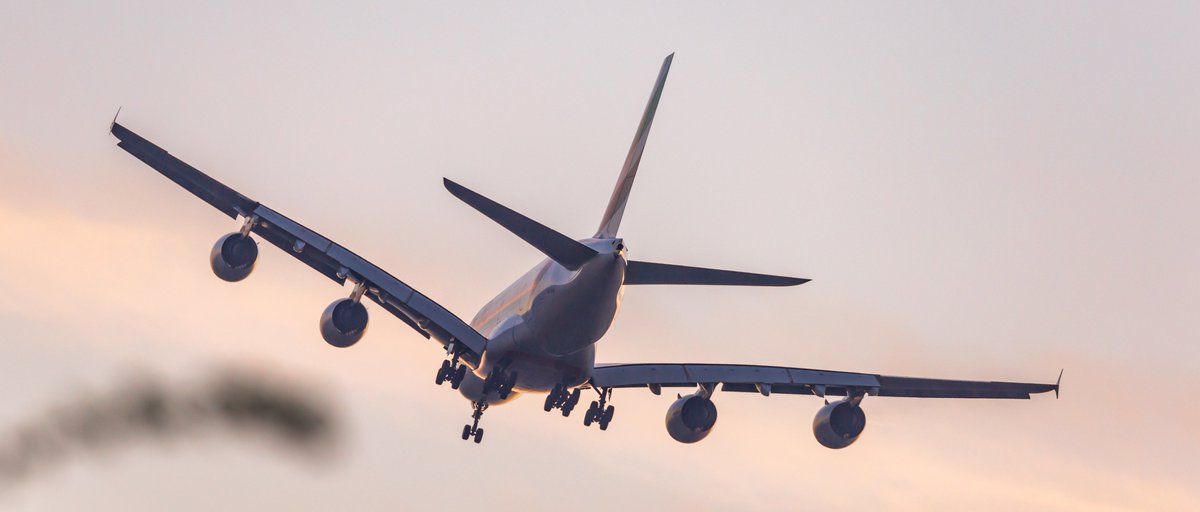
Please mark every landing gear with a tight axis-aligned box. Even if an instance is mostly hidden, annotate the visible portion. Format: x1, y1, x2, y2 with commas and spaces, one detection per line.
484, 368, 518, 399
582, 387, 615, 430
434, 355, 468, 390
462, 401, 487, 444
543, 384, 581, 416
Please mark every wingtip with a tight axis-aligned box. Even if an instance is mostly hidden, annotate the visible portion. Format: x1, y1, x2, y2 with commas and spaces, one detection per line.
1054, 369, 1063, 399
109, 106, 122, 133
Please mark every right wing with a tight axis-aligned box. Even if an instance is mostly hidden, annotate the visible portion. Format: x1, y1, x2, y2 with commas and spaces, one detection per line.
591, 363, 1059, 399
111, 121, 488, 365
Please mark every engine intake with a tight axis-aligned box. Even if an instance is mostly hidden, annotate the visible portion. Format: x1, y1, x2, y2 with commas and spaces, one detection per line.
665, 394, 718, 443
320, 298, 369, 347
210, 233, 258, 282
812, 399, 866, 449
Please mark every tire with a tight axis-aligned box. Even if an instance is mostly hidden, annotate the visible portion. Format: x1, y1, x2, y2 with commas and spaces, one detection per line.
474, 428, 484, 444
603, 405, 615, 423
583, 403, 597, 426
436, 360, 451, 385
451, 365, 466, 390
543, 393, 555, 412
462, 425, 472, 440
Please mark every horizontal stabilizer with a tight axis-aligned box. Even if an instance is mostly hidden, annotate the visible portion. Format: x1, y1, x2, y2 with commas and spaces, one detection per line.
444, 178, 598, 270
624, 260, 808, 287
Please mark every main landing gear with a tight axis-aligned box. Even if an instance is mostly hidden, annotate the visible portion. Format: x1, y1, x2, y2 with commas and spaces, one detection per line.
483, 367, 518, 400
582, 387, 615, 430
462, 401, 487, 444
543, 384, 582, 416
434, 356, 467, 389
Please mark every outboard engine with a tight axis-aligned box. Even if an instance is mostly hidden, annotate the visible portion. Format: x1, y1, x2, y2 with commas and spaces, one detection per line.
320, 298, 368, 347
210, 233, 258, 282
812, 399, 866, 449
665, 394, 718, 443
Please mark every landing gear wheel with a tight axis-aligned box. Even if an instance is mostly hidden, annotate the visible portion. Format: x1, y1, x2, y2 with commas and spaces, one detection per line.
561, 388, 580, 417
543, 392, 556, 412
568, 388, 581, 407
435, 360, 451, 385
462, 424, 472, 440
497, 371, 518, 399
451, 365, 467, 389
583, 401, 598, 426
473, 428, 484, 444
599, 405, 615, 430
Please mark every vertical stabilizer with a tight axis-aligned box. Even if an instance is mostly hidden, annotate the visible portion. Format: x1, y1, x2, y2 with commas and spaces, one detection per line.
595, 53, 674, 239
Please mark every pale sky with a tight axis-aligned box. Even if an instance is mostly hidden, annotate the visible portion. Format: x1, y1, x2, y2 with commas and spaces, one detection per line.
2, 2, 1198, 510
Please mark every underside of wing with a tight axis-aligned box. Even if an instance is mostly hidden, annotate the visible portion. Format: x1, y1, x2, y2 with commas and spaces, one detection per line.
591, 363, 1058, 399
591, 362, 1059, 448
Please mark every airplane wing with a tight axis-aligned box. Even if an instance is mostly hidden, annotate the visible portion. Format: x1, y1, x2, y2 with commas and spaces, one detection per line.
110, 121, 488, 365
590, 363, 1059, 399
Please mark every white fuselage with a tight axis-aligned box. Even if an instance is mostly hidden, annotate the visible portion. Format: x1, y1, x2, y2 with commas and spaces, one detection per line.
456, 238, 627, 405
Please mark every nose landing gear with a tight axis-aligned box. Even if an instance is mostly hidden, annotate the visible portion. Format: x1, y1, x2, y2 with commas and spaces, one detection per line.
462, 401, 487, 444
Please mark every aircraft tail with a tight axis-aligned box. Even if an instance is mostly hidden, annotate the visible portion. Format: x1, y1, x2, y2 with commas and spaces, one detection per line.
624, 260, 808, 287
444, 178, 598, 270
595, 53, 674, 239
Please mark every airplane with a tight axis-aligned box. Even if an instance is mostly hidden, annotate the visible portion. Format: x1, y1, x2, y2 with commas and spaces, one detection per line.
109, 53, 1059, 447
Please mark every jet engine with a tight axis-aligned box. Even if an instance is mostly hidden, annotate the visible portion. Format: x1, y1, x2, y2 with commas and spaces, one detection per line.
320, 298, 369, 347
812, 399, 866, 449
665, 393, 718, 443
210, 233, 258, 282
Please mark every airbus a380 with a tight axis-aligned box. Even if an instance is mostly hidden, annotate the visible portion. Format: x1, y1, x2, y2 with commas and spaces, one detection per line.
110, 54, 1058, 447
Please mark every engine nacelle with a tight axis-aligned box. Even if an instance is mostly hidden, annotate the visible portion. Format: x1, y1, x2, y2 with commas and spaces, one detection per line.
812, 399, 866, 449
665, 394, 718, 443
319, 298, 369, 348
210, 233, 259, 282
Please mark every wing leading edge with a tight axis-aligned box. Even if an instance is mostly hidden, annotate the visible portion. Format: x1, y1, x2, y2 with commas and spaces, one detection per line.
591, 363, 1058, 399
111, 121, 488, 364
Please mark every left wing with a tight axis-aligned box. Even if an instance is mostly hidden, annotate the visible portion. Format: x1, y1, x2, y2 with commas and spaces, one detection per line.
591, 363, 1059, 399
111, 121, 488, 364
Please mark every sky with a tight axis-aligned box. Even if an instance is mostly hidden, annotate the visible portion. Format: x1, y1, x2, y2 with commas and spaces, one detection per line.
1, 1, 1199, 510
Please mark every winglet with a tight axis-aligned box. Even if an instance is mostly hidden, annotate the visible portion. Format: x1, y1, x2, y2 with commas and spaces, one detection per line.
109, 106, 122, 133
1054, 369, 1063, 399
